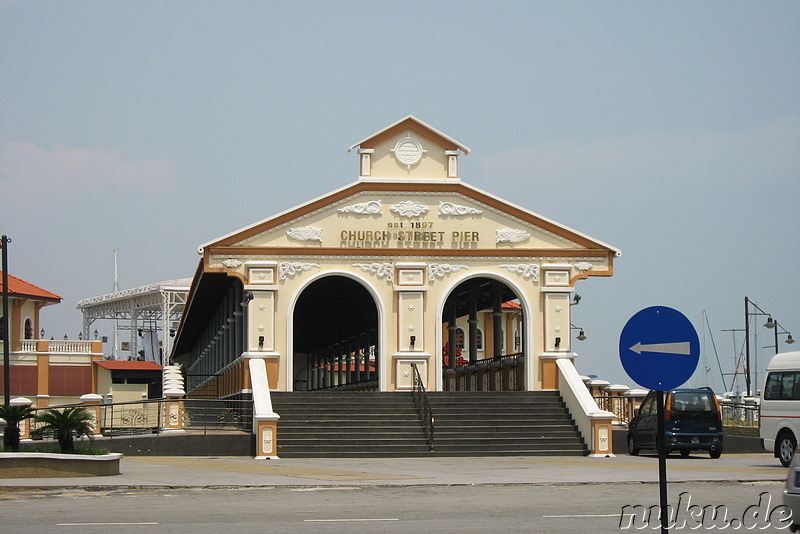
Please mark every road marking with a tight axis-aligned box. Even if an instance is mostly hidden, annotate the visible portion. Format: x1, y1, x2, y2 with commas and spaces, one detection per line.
543, 514, 620, 518
304, 518, 399, 522
58, 522, 159, 526
629, 341, 691, 355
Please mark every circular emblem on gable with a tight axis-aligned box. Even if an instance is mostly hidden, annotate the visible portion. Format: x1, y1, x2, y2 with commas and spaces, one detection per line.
392, 137, 424, 167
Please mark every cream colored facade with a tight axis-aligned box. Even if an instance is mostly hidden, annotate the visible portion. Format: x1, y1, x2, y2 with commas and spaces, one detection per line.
172, 116, 620, 397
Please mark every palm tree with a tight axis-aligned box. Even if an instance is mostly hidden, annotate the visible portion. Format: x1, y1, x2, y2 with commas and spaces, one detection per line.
0, 404, 37, 451
34, 407, 94, 453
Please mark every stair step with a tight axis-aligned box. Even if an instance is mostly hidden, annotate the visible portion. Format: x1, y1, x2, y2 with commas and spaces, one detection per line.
272, 391, 587, 457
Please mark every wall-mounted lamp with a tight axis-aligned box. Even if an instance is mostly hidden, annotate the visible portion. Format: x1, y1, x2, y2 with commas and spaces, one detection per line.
571, 324, 587, 341
169, 329, 176, 338
137, 329, 143, 338
554, 337, 561, 348
410, 335, 416, 349
571, 294, 581, 306
94, 329, 99, 340
78, 332, 83, 340
258, 335, 264, 348
40, 328, 45, 339
63, 334, 68, 340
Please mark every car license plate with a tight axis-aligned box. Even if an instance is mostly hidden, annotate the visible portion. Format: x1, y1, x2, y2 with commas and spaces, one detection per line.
691, 437, 699, 443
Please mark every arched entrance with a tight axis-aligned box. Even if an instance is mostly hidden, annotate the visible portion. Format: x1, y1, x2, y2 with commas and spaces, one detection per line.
441, 277, 524, 391
292, 276, 379, 391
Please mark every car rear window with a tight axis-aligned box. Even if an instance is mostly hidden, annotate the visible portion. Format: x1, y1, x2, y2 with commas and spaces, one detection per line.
671, 392, 715, 412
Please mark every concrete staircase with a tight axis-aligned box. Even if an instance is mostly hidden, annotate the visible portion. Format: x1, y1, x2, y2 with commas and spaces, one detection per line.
427, 391, 587, 456
271, 391, 586, 458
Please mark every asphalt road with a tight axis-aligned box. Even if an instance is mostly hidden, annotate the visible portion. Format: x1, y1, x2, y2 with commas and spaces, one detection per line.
0, 481, 791, 533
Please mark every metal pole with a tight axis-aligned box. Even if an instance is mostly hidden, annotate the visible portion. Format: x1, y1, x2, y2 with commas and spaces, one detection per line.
744, 297, 751, 397
2, 235, 10, 406
656, 390, 668, 533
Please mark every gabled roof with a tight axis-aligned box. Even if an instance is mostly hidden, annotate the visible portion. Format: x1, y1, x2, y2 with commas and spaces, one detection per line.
199, 179, 621, 257
95, 360, 162, 371
0, 271, 62, 303
348, 115, 471, 154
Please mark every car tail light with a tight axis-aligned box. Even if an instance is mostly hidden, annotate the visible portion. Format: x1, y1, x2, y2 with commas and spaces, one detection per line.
665, 394, 672, 419
712, 395, 722, 420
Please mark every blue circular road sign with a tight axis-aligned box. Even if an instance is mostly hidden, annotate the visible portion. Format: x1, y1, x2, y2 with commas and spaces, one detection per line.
619, 306, 700, 391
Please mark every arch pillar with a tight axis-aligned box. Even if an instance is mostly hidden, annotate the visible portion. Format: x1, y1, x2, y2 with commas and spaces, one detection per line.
539, 264, 575, 390
392, 263, 432, 391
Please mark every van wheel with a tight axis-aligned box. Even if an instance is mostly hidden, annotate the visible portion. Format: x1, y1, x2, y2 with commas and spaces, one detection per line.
680, 450, 690, 457
628, 435, 640, 456
709, 448, 722, 459
777, 431, 796, 467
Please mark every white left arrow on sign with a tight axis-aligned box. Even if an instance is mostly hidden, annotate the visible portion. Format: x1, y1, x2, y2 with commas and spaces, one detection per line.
629, 341, 691, 355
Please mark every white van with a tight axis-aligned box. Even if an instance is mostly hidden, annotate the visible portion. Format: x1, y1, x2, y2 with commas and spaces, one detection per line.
760, 351, 800, 466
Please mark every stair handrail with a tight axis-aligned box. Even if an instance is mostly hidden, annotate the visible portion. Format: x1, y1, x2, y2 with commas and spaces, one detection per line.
410, 362, 434, 451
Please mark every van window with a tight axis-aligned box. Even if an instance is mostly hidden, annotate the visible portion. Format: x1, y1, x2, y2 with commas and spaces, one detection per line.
764, 372, 800, 400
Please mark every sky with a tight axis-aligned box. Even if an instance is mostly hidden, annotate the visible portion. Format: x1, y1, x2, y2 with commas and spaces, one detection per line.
1, 1, 798, 393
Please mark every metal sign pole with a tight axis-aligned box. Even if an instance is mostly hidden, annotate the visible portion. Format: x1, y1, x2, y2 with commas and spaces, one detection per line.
656, 389, 668, 533
2, 235, 10, 406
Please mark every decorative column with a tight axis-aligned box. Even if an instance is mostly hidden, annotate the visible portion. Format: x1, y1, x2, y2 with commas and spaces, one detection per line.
393, 263, 430, 391
244, 261, 280, 390
539, 264, 575, 390
35, 340, 50, 408
162, 365, 185, 433
359, 148, 374, 177
80, 393, 104, 436
10, 397, 33, 440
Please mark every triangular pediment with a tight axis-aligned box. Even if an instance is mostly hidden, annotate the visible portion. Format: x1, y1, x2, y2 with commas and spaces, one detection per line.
201, 181, 620, 265
348, 116, 470, 181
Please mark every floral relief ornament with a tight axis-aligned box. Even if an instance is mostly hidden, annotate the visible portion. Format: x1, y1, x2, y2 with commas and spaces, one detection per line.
390, 200, 429, 218
352, 263, 393, 282
499, 264, 540, 282
222, 258, 242, 268
496, 228, 531, 243
428, 263, 469, 281
286, 226, 323, 242
337, 200, 382, 215
439, 201, 482, 216
278, 262, 320, 280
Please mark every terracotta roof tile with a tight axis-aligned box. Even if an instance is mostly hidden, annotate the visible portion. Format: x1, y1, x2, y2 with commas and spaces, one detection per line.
0, 271, 62, 302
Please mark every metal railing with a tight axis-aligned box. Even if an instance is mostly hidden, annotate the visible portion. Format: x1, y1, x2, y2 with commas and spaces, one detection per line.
26, 398, 253, 438
720, 400, 760, 435
410, 362, 434, 451
446, 352, 524, 391
592, 395, 634, 423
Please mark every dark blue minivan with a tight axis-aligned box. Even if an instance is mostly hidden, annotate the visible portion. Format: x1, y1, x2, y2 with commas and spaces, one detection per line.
627, 388, 724, 458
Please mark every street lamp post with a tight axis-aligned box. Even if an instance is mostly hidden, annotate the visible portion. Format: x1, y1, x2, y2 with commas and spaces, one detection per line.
767, 320, 795, 355
744, 296, 794, 397
2, 235, 10, 406
744, 297, 771, 397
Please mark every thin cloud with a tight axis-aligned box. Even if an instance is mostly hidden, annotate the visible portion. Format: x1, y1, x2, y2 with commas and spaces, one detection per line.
478, 115, 800, 188
0, 142, 173, 202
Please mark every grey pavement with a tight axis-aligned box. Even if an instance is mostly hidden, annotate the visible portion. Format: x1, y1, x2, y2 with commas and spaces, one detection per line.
0, 453, 789, 490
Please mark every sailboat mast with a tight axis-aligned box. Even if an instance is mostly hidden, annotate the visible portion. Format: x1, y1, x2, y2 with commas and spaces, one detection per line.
113, 248, 119, 360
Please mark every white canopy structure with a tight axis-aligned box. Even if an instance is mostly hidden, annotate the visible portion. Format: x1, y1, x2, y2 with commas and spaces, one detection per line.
78, 278, 192, 363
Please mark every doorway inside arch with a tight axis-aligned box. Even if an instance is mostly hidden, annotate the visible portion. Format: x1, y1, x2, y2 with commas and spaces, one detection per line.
442, 278, 524, 391
293, 276, 379, 391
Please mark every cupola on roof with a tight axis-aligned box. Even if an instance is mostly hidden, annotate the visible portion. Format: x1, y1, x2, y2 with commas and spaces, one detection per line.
348, 115, 470, 181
